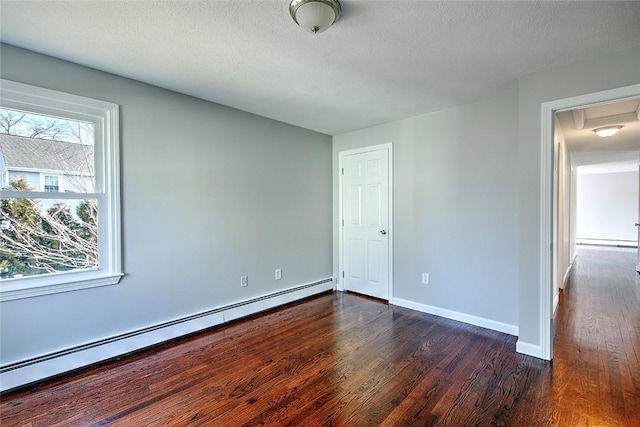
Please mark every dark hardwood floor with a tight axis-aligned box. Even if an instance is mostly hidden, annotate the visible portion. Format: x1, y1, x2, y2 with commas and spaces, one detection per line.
1, 247, 639, 426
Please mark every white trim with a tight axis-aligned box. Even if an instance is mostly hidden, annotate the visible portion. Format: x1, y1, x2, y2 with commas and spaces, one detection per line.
515, 340, 542, 358
0, 79, 122, 300
0, 272, 123, 302
392, 297, 519, 336
539, 83, 640, 361
8, 166, 93, 176
338, 143, 393, 302
540, 101, 554, 361
0, 278, 334, 392
0, 189, 95, 201
41, 173, 62, 193
553, 292, 559, 314
562, 264, 572, 288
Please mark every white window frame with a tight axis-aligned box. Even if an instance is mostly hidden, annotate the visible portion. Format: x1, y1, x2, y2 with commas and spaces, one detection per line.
0, 79, 122, 301
42, 173, 62, 193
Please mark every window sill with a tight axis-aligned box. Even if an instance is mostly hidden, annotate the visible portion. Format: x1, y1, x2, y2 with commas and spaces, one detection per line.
0, 271, 124, 301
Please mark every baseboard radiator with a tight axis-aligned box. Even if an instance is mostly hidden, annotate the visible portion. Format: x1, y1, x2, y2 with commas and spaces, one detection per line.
0, 278, 334, 392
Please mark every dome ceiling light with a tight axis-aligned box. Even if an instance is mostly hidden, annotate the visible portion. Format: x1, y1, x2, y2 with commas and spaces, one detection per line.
593, 125, 623, 137
289, 0, 342, 34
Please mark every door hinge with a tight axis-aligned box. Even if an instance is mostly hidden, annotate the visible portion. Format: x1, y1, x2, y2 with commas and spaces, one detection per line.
342, 219, 344, 226
342, 168, 344, 175
342, 271, 345, 278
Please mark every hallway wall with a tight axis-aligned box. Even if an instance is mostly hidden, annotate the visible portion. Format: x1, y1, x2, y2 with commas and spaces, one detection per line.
577, 170, 638, 242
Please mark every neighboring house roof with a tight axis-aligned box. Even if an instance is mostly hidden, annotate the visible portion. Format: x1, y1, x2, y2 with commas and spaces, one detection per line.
0, 133, 94, 175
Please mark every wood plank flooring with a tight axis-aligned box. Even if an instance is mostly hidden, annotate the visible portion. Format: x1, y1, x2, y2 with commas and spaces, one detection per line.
1, 247, 639, 426
549, 247, 640, 426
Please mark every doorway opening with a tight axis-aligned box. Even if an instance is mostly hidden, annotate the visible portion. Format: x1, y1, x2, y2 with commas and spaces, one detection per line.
553, 97, 640, 309
541, 84, 640, 361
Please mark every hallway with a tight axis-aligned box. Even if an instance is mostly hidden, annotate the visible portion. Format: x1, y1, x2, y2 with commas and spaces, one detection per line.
550, 246, 640, 425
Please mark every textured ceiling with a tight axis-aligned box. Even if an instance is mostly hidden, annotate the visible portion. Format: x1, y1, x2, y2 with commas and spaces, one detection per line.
1, 1, 640, 136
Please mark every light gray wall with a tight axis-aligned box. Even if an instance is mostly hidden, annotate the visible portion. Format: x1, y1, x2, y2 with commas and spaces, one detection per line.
517, 45, 640, 348
562, 144, 573, 271
0, 44, 332, 364
3, 43, 639, 368
577, 171, 638, 241
554, 136, 573, 297
333, 87, 519, 328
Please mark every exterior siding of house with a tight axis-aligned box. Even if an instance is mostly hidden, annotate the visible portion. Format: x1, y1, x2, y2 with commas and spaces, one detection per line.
0, 133, 95, 193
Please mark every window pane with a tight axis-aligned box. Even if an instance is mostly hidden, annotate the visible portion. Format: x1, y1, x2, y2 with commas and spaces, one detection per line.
0, 108, 95, 193
44, 175, 59, 192
0, 197, 98, 280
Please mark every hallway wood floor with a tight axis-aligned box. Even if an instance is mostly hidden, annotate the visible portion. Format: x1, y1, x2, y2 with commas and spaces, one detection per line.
1, 247, 639, 426
548, 247, 640, 426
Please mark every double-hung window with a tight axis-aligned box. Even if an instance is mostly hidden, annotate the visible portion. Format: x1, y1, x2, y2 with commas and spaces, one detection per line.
43, 175, 60, 193
0, 79, 122, 300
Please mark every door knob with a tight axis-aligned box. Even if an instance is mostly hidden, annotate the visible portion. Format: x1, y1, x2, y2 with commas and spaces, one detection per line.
380, 230, 387, 235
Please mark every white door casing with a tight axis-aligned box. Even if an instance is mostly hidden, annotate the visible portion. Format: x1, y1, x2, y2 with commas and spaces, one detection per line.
339, 144, 392, 301
538, 83, 640, 361
636, 164, 640, 273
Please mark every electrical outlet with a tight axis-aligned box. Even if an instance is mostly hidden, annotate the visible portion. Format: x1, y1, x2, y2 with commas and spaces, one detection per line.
275, 268, 282, 280
422, 273, 430, 284
240, 275, 248, 287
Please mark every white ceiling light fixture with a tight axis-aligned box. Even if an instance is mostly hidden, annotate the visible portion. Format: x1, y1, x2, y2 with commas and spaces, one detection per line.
289, 0, 342, 34
593, 125, 623, 137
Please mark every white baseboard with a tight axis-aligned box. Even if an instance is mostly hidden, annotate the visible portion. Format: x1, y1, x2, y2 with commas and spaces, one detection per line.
391, 297, 518, 336
563, 264, 572, 285
560, 263, 572, 290
515, 340, 543, 358
0, 278, 334, 392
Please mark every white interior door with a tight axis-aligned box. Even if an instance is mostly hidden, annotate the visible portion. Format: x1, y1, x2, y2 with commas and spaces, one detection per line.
342, 148, 390, 300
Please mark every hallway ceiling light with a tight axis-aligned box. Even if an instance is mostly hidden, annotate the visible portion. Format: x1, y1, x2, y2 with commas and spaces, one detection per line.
289, 0, 341, 34
593, 125, 623, 137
